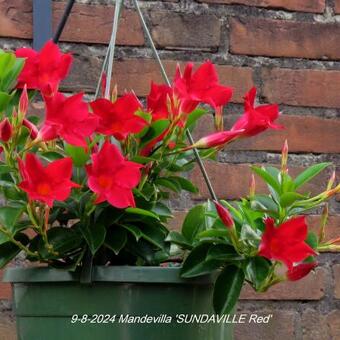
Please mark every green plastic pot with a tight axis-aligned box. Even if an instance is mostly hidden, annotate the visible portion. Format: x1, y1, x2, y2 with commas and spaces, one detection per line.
4, 266, 233, 340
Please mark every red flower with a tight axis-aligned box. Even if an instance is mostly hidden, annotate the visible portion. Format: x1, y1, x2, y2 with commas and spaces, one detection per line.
90, 93, 147, 140
258, 217, 316, 269
147, 82, 174, 121
186, 129, 244, 150
15, 40, 72, 96
286, 262, 317, 281
40, 92, 97, 147
214, 201, 234, 228
23, 119, 39, 140
0, 118, 12, 142
86, 142, 142, 208
18, 154, 79, 207
173, 61, 233, 113
232, 87, 283, 137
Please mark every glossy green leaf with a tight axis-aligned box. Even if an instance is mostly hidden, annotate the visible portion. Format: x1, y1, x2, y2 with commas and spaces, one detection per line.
207, 244, 241, 261
213, 265, 245, 314
0, 206, 25, 232
105, 227, 127, 255
125, 207, 160, 221
155, 178, 181, 193
280, 192, 306, 208
65, 144, 89, 167
198, 229, 229, 239
165, 231, 192, 249
78, 221, 106, 255
294, 163, 331, 189
245, 257, 271, 290
185, 108, 206, 129
251, 166, 281, 194
140, 119, 170, 148
181, 243, 222, 278
306, 232, 318, 250
182, 204, 206, 243
0, 233, 29, 268
168, 176, 198, 193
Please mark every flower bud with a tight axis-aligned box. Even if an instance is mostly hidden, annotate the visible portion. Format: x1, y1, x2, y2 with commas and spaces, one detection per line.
249, 174, 256, 198
18, 84, 28, 120
214, 200, 234, 228
286, 262, 317, 281
214, 106, 224, 131
281, 139, 288, 173
185, 129, 244, 150
22, 118, 39, 140
0, 118, 12, 142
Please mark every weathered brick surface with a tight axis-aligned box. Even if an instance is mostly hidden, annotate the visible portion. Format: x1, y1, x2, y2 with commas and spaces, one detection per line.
198, 0, 325, 13
0, 314, 16, 340
64, 58, 253, 102
334, 265, 340, 299
234, 310, 296, 340
150, 12, 221, 50
230, 18, 340, 60
0, 0, 144, 45
326, 311, 340, 339
335, 0, 340, 13
240, 267, 326, 300
195, 114, 340, 154
301, 309, 329, 340
190, 162, 333, 200
262, 68, 340, 108
0, 270, 11, 300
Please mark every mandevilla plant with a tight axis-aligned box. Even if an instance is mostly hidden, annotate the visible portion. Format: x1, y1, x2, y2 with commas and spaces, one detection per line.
0, 41, 338, 315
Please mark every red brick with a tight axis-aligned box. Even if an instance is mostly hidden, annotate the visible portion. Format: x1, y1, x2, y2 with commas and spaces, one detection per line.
262, 68, 340, 108
198, 0, 325, 13
0, 0, 144, 45
190, 162, 333, 200
150, 11, 221, 50
230, 18, 340, 60
335, 0, 340, 13
334, 265, 340, 299
235, 310, 296, 340
0, 314, 16, 340
65, 58, 253, 102
326, 311, 340, 339
302, 309, 329, 340
307, 215, 340, 242
0, 270, 11, 300
195, 114, 340, 154
240, 267, 326, 300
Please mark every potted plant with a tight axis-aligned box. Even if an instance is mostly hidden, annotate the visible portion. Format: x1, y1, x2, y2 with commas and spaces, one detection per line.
1, 41, 339, 340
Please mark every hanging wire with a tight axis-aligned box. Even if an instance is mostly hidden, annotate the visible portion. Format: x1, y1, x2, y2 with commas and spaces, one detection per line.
132, 0, 218, 201
53, 0, 76, 43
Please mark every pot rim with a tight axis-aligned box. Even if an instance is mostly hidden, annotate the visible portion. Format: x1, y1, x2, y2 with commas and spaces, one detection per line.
3, 266, 217, 284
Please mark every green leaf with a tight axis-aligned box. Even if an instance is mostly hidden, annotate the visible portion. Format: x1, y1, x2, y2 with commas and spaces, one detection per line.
165, 231, 192, 249
246, 257, 271, 290
182, 205, 206, 243
0, 91, 13, 112
105, 226, 127, 255
78, 221, 106, 255
38, 227, 82, 258
0, 233, 29, 269
155, 178, 181, 193
140, 120, 170, 148
125, 207, 160, 221
0, 58, 24, 91
306, 232, 318, 250
251, 195, 278, 213
40, 151, 65, 162
65, 144, 89, 167
181, 243, 222, 278
251, 166, 281, 194
213, 265, 245, 314
280, 192, 306, 208
207, 244, 241, 261
198, 229, 229, 239
139, 223, 168, 250
121, 224, 142, 241
151, 202, 173, 219
0, 206, 25, 232
294, 163, 331, 189
185, 108, 206, 129
168, 176, 198, 193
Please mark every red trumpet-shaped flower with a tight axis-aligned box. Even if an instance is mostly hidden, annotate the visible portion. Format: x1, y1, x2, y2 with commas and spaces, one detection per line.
90, 93, 147, 140
286, 262, 317, 281
86, 142, 142, 208
185, 129, 244, 150
214, 201, 234, 228
173, 61, 233, 113
0, 118, 12, 142
258, 217, 316, 269
15, 40, 73, 97
147, 82, 174, 121
232, 87, 283, 137
40, 92, 98, 147
18, 154, 79, 207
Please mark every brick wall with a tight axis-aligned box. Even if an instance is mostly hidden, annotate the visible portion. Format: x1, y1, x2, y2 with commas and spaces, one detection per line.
0, 0, 340, 339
